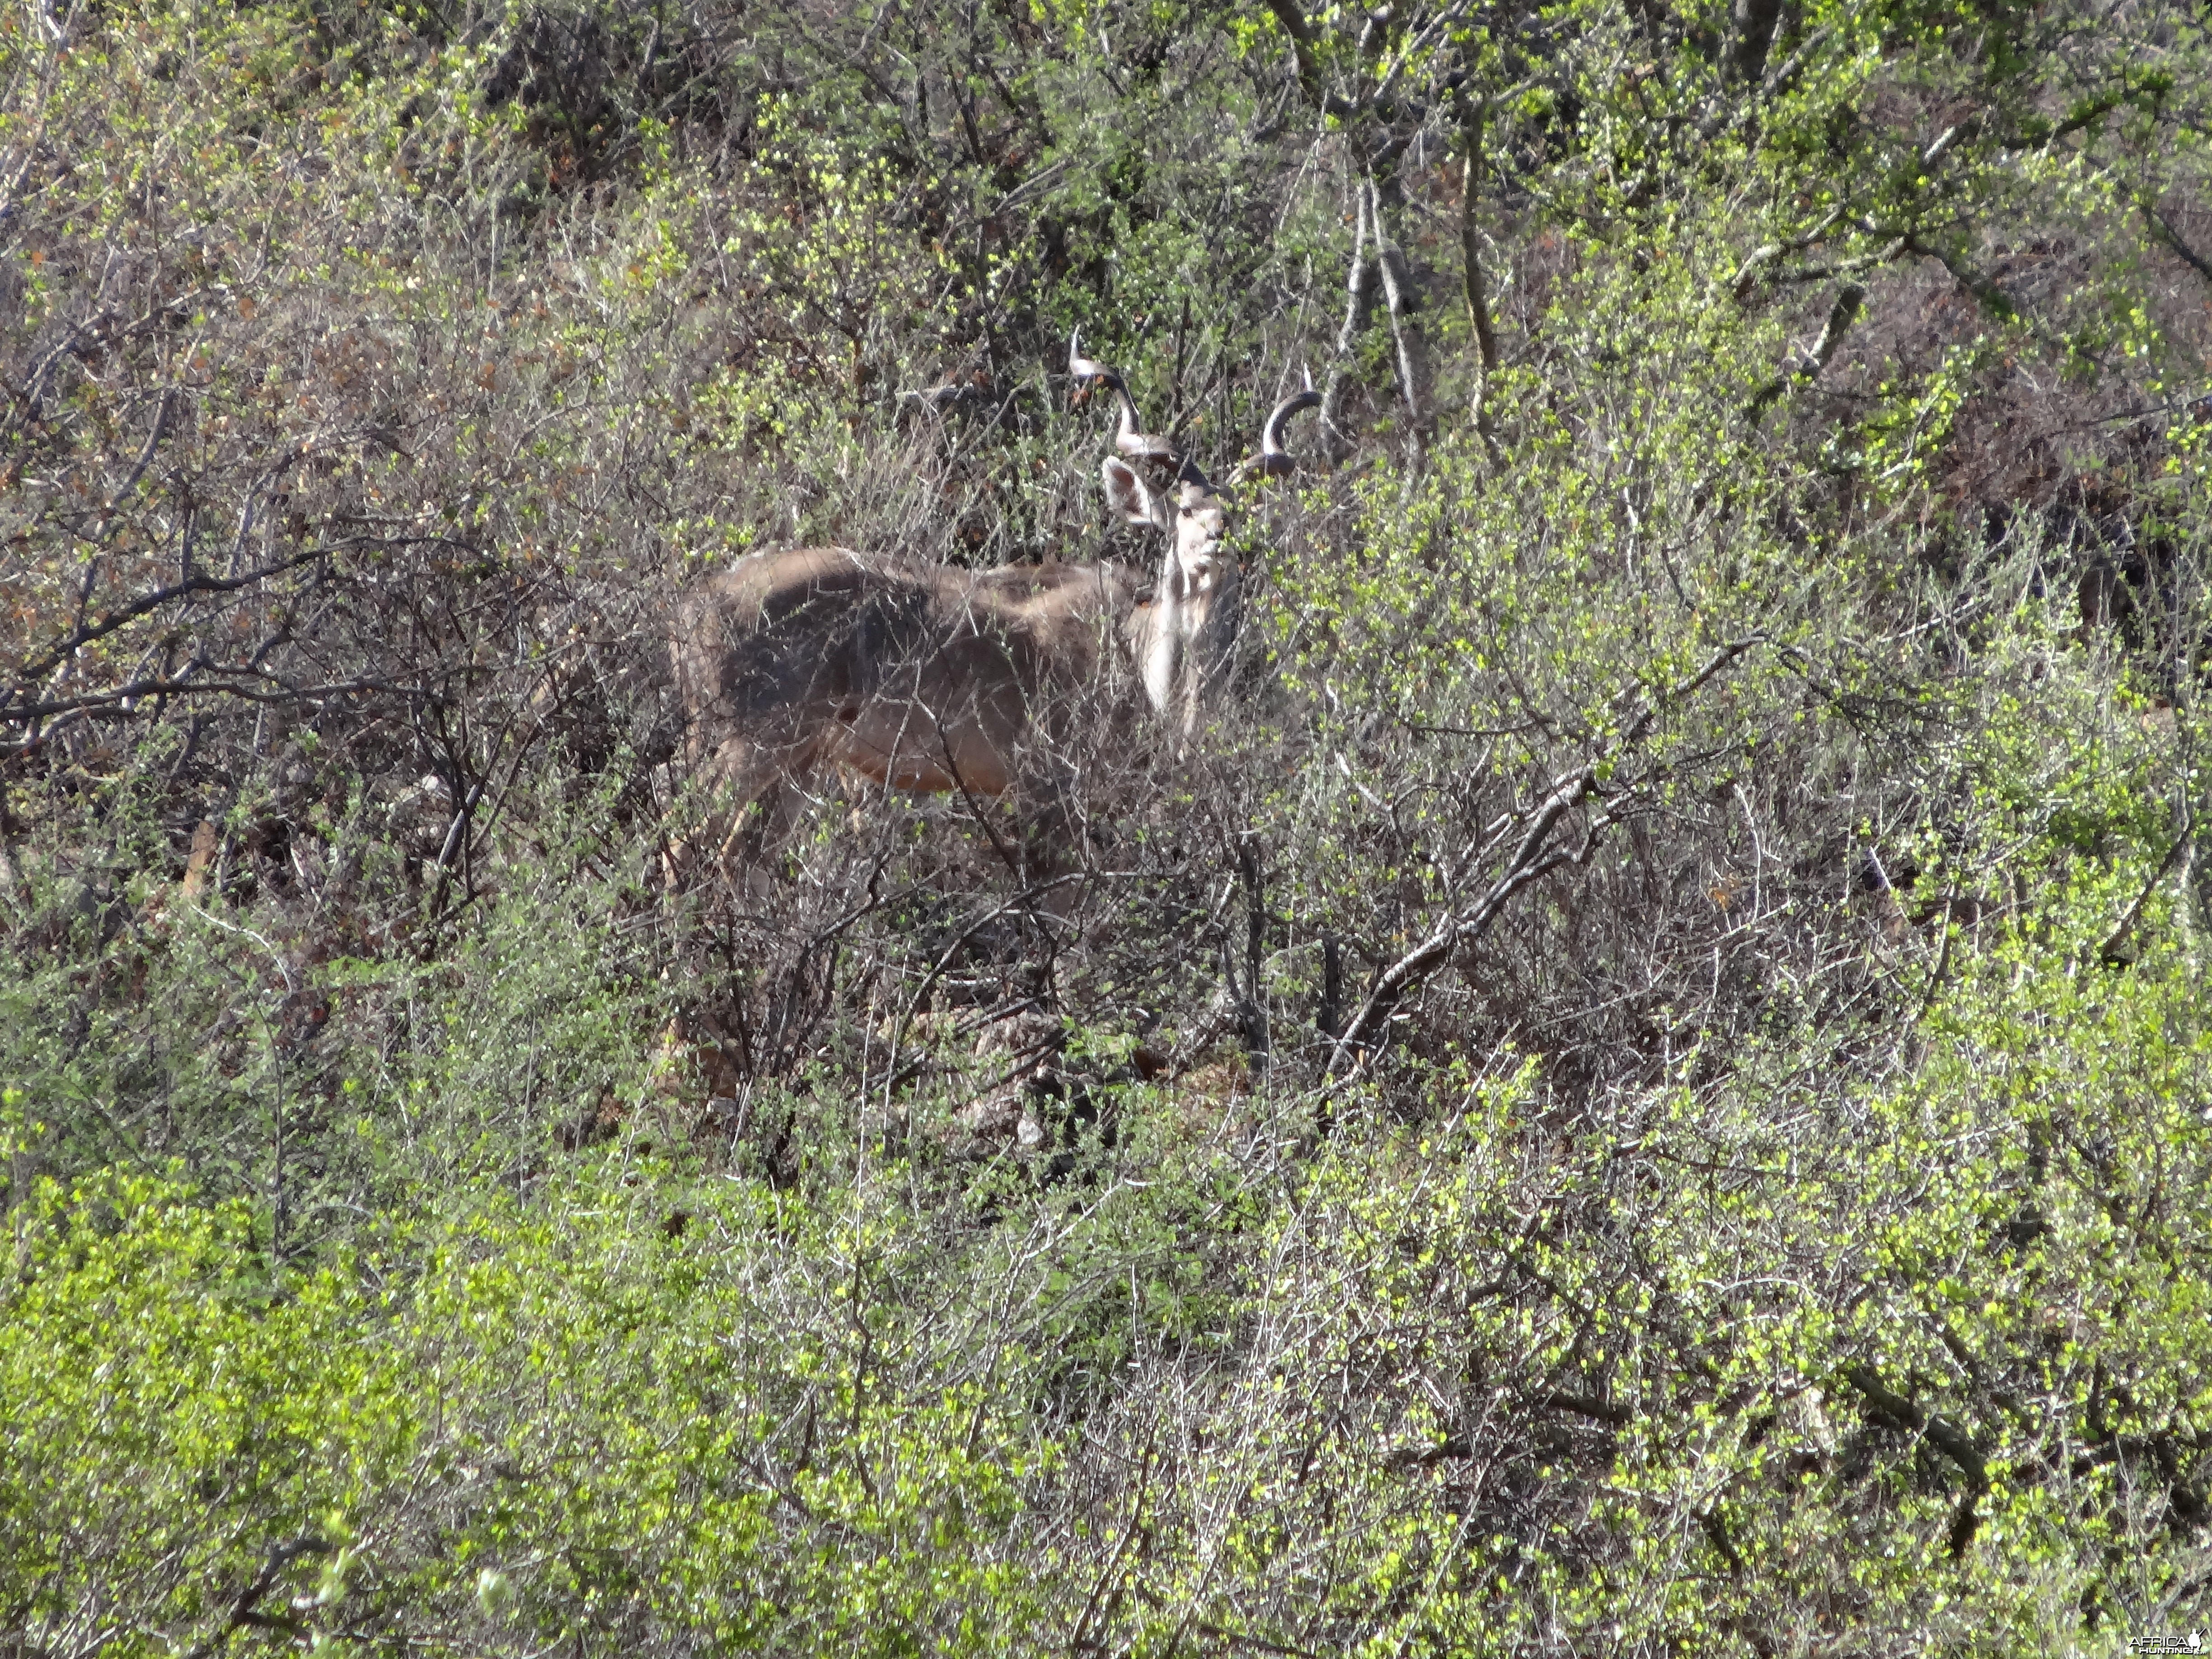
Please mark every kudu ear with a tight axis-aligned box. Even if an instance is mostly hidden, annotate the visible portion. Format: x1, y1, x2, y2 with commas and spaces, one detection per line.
1101, 456, 1166, 529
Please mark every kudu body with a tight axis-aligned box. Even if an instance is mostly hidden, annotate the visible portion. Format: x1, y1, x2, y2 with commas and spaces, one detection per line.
670, 352, 1317, 871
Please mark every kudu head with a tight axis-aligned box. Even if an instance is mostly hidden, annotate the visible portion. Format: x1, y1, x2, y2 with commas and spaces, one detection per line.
1069, 334, 1319, 734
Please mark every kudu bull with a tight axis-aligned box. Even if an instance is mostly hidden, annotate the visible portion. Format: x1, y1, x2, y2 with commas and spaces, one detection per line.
669, 347, 1319, 874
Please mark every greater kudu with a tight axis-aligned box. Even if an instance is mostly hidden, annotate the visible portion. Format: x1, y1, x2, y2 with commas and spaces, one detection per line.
669, 352, 1319, 873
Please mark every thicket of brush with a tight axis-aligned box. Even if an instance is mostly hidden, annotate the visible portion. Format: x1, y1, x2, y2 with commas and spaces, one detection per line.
5, 0, 2212, 1650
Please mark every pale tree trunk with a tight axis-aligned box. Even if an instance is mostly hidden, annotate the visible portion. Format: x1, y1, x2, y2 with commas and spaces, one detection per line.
1370, 170, 1432, 463
1322, 183, 1378, 463
1267, 0, 1433, 464
1459, 100, 1502, 454
1323, 165, 1433, 464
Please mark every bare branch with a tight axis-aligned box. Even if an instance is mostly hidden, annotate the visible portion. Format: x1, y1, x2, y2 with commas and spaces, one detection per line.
5, 544, 333, 700
180, 1535, 330, 1659
2, 671, 401, 729
102, 387, 177, 516
2096, 805, 2194, 965
1747, 282, 1865, 421
2146, 200, 2212, 290
1262, 0, 1322, 109
4, 531, 473, 708
1837, 1363, 1987, 1556
1328, 637, 1766, 1073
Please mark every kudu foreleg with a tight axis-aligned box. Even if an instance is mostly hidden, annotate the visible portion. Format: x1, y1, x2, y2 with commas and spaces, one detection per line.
665, 731, 810, 890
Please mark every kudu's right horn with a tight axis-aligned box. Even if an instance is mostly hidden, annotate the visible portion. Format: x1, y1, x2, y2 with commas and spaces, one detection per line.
1233, 371, 1322, 485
